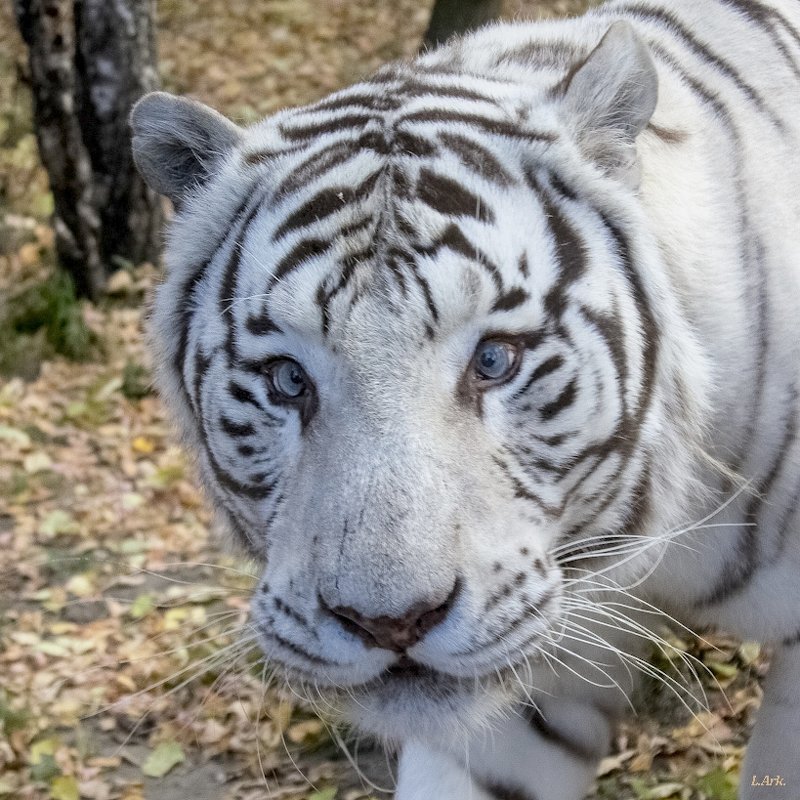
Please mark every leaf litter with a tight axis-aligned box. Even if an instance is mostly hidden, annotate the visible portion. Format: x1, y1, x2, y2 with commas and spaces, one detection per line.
0, 0, 768, 797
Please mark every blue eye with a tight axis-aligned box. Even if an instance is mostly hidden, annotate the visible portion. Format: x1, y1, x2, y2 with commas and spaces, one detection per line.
269, 359, 308, 400
473, 340, 519, 382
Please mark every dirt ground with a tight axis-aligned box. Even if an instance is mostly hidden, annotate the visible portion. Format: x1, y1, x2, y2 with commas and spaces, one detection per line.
0, 1, 765, 798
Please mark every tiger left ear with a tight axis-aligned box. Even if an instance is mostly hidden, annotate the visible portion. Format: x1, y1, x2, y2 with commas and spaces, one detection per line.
558, 21, 658, 185
131, 92, 243, 206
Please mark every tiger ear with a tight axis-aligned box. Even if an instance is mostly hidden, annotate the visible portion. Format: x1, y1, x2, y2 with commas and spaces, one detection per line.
558, 21, 658, 184
131, 92, 243, 205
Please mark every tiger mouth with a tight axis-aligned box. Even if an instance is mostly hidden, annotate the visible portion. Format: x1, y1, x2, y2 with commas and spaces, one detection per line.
383, 656, 442, 682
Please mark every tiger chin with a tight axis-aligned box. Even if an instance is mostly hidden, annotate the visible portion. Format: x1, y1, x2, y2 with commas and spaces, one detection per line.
132, 0, 800, 798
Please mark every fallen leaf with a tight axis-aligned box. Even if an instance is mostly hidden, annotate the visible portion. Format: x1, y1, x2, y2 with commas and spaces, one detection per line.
131, 436, 155, 454
23, 451, 53, 473
696, 768, 738, 800
141, 740, 185, 778
308, 788, 337, 800
39, 510, 78, 538
0, 424, 32, 448
50, 775, 79, 800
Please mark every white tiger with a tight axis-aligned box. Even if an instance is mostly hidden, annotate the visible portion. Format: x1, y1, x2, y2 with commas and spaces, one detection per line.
131, 0, 800, 797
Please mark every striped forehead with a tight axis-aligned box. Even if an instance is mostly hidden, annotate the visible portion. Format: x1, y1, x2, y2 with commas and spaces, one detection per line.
229, 84, 565, 346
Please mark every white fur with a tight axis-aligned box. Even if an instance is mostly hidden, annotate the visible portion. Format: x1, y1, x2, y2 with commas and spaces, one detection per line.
135, 0, 800, 797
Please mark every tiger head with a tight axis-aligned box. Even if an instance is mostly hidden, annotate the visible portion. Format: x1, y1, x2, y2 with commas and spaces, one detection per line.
132, 21, 706, 742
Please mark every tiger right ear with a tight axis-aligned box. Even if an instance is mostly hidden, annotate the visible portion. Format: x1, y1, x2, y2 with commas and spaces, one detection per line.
131, 92, 243, 205
558, 21, 658, 184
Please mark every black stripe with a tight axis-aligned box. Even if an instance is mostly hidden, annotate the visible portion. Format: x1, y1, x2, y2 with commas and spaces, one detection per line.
219, 416, 256, 438
400, 77, 501, 105
393, 129, 438, 157
616, 3, 782, 127
245, 308, 282, 336
513, 355, 565, 399
192, 355, 277, 508
272, 141, 360, 201
273, 169, 381, 241
524, 170, 588, 321
220, 499, 260, 555
270, 631, 333, 666
511, 447, 570, 478
493, 455, 560, 517
540, 378, 578, 421
310, 90, 401, 115
617, 460, 652, 537
338, 215, 375, 240
274, 596, 312, 630
439, 131, 515, 187
315, 241, 374, 338
494, 38, 582, 69
219, 199, 267, 363
492, 287, 529, 313
385, 251, 408, 296
428, 224, 504, 293
782, 629, 800, 648
272, 237, 333, 284
404, 253, 440, 326
279, 113, 377, 141
479, 781, 537, 800
595, 213, 658, 428
527, 706, 604, 762
417, 167, 495, 224
578, 304, 628, 416
399, 109, 556, 143
646, 122, 689, 144
175, 190, 260, 415
714, 0, 800, 80
228, 381, 265, 411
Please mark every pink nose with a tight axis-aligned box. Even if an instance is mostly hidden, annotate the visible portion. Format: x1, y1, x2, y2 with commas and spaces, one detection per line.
322, 581, 460, 652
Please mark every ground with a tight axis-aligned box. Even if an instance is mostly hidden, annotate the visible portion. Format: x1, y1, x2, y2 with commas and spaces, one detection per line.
0, 1, 767, 798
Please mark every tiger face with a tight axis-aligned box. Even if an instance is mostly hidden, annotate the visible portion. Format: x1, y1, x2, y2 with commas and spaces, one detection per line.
133, 22, 694, 741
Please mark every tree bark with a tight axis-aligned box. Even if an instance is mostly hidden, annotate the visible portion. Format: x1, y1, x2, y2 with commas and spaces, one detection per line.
423, 0, 503, 49
14, 0, 162, 300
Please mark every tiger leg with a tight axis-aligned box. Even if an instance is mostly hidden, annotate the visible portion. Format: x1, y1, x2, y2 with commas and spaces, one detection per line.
395, 695, 614, 800
739, 640, 800, 800
396, 742, 495, 800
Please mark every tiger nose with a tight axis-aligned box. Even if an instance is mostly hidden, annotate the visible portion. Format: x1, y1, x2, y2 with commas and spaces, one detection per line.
322, 580, 461, 652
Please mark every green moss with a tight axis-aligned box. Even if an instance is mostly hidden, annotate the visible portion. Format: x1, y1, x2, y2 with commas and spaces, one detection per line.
121, 359, 153, 400
0, 271, 98, 377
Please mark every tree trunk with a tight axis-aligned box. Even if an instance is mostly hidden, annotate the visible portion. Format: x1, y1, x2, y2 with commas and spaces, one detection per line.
14, 0, 162, 300
423, 0, 503, 49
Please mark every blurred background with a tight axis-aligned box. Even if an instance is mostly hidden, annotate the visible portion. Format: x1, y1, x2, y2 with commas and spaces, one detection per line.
0, 1, 764, 798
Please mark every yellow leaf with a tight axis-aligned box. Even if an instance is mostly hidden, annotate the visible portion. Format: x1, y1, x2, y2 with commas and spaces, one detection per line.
18, 242, 41, 268
30, 738, 59, 764
50, 775, 79, 800
163, 608, 189, 630
131, 436, 155, 454
287, 719, 325, 743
